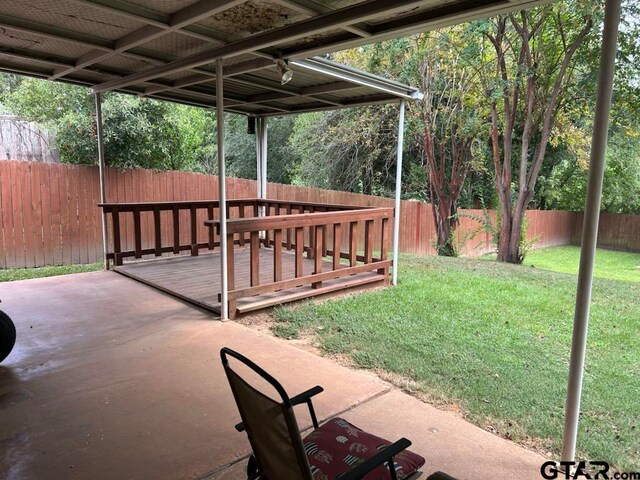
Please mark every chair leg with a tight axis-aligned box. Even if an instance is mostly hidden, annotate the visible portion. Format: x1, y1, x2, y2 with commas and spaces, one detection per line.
246, 455, 260, 480
388, 459, 398, 480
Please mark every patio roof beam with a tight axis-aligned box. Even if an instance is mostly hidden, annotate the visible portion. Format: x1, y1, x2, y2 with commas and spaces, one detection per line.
0, 46, 265, 109
141, 63, 360, 100
90, 0, 438, 93
561, 0, 621, 463
0, 13, 116, 51
62, 0, 298, 87
0, 60, 254, 114
0, 55, 287, 115
0, 14, 266, 86
282, 0, 545, 60
67, 0, 236, 43
147, 79, 357, 111
253, 93, 397, 117
245, 81, 358, 103
142, 58, 275, 96
0, 47, 400, 113
50, 0, 247, 80
269, 0, 372, 38
225, 76, 343, 107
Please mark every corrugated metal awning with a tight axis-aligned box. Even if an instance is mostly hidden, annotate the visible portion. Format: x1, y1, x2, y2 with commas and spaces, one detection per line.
0, 0, 550, 115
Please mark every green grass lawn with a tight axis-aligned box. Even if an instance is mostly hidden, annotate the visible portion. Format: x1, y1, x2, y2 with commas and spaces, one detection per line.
0, 263, 103, 282
272, 254, 640, 470
524, 246, 640, 283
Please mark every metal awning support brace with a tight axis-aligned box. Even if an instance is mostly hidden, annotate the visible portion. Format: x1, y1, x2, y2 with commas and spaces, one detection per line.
561, 0, 621, 463
216, 58, 229, 321
392, 99, 405, 286
94, 92, 109, 270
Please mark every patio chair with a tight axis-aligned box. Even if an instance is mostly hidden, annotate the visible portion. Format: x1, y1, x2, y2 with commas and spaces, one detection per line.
220, 347, 426, 480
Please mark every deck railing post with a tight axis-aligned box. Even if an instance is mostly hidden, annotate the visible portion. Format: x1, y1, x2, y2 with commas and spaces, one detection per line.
333, 223, 342, 270
111, 207, 122, 266
348, 222, 358, 267
133, 207, 142, 258
250, 231, 260, 286
364, 220, 373, 264
172, 206, 180, 254
273, 228, 282, 282
379, 217, 389, 277
207, 204, 215, 249
153, 207, 162, 257
190, 205, 199, 256
312, 225, 323, 288
295, 227, 304, 278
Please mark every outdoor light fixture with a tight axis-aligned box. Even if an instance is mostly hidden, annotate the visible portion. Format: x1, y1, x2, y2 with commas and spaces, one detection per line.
275, 59, 293, 85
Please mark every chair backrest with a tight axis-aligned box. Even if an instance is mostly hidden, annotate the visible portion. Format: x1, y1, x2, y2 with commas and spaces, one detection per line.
220, 347, 313, 480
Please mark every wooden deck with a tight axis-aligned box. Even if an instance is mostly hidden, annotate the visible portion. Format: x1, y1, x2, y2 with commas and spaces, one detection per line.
113, 247, 386, 316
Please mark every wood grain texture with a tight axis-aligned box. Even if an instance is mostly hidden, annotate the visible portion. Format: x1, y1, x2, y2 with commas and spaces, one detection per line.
114, 249, 386, 317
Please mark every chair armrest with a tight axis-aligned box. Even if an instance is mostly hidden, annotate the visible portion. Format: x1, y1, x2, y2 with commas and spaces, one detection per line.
291, 385, 324, 428
290, 385, 324, 406
337, 438, 412, 480
234, 386, 324, 433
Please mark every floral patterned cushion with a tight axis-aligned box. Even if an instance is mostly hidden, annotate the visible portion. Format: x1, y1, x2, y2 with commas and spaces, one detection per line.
302, 417, 425, 480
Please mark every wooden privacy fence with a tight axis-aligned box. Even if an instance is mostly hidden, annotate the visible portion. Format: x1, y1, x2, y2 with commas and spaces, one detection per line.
1, 161, 638, 269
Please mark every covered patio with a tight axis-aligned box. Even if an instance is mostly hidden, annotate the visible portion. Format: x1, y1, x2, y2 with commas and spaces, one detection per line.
1, 272, 548, 479
0, 0, 624, 476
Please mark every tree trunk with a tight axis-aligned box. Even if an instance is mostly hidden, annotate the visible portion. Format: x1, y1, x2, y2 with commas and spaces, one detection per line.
496, 190, 515, 262
432, 195, 458, 256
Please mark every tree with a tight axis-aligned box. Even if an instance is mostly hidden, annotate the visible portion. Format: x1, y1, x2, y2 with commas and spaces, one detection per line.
288, 106, 407, 195
478, 2, 596, 262
415, 30, 484, 255
0, 75, 217, 171
542, 128, 640, 214
225, 114, 300, 184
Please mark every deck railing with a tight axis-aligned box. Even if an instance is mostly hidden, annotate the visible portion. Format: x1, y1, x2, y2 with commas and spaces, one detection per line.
99, 198, 370, 266
100, 198, 392, 317
206, 207, 393, 314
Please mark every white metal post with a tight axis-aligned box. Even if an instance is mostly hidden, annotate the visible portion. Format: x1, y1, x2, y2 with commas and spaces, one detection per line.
561, 0, 621, 462
256, 117, 263, 199
392, 99, 405, 286
260, 116, 268, 201
94, 92, 109, 270
216, 59, 229, 321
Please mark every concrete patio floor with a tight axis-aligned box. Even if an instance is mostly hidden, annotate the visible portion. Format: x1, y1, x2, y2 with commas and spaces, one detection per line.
0, 271, 548, 479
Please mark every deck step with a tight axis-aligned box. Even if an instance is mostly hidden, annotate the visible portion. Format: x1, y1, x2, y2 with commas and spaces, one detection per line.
236, 273, 387, 314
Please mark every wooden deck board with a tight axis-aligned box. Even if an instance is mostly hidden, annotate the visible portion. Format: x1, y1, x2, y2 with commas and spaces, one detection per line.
114, 248, 386, 316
